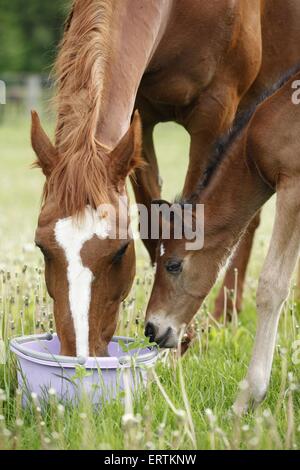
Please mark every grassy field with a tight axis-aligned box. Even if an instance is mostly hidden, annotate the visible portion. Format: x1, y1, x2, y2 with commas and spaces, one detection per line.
0, 114, 299, 450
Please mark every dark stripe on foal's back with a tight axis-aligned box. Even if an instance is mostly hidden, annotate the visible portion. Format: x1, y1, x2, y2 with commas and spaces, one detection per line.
183, 64, 300, 204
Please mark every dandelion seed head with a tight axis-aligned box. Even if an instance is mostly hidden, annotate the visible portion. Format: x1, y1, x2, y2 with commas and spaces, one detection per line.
146, 441, 155, 450
2, 428, 12, 438
177, 409, 186, 421
57, 404, 65, 415
122, 413, 138, 427
280, 347, 287, 356
249, 437, 259, 447
263, 409, 271, 419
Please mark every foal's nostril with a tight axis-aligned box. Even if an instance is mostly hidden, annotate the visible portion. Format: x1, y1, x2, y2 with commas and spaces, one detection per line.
144, 322, 157, 343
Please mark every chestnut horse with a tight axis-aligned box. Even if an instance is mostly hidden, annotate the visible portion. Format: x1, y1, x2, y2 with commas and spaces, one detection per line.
31, 0, 300, 356
145, 68, 300, 411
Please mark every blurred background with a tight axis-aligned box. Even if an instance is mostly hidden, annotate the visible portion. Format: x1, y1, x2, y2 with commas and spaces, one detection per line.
0, 0, 71, 266
0, 0, 69, 118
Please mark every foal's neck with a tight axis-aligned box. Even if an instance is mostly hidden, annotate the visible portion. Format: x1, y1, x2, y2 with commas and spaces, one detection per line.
200, 132, 273, 249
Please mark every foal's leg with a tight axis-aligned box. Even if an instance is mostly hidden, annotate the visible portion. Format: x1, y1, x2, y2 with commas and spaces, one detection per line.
214, 212, 261, 319
130, 124, 161, 264
233, 182, 300, 415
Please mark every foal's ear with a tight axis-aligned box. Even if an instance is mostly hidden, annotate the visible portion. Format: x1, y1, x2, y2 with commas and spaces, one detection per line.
31, 111, 58, 177
110, 110, 143, 189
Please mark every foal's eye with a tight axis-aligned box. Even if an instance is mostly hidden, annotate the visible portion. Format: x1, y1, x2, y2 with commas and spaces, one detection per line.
112, 243, 130, 264
165, 259, 183, 275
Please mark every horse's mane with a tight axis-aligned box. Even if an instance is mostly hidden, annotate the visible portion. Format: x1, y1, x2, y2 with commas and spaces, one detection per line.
48, 0, 114, 215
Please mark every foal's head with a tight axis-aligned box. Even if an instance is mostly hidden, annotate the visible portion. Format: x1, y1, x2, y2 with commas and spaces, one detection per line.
31, 111, 142, 357
145, 203, 222, 348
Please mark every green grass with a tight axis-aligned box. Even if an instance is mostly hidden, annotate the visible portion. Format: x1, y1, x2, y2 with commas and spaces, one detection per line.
0, 115, 299, 450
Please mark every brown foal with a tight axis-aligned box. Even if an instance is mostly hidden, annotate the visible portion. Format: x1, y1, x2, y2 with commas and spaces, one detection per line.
32, 0, 300, 356
145, 69, 300, 411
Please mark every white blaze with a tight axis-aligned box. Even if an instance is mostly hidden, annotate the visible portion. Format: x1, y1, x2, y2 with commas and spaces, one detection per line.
54, 206, 110, 357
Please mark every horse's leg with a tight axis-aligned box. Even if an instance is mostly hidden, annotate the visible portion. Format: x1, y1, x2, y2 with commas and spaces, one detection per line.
183, 98, 237, 196
214, 211, 261, 320
234, 181, 300, 414
130, 123, 161, 264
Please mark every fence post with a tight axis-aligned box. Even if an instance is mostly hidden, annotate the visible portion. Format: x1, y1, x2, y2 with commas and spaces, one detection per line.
25, 74, 42, 114
0, 80, 6, 105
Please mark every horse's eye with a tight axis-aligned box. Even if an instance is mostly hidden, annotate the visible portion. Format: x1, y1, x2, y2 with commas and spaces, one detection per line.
165, 259, 183, 274
112, 243, 129, 264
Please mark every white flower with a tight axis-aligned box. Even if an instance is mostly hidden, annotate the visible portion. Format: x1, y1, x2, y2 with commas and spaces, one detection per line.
57, 404, 65, 415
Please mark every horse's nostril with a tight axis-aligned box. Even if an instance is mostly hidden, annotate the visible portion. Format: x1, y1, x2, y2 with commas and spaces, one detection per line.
144, 322, 157, 343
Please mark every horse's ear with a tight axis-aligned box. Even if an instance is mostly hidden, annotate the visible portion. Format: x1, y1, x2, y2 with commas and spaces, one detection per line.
110, 110, 143, 189
31, 110, 58, 177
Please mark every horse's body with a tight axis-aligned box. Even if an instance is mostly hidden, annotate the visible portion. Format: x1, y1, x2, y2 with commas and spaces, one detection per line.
145, 68, 300, 411
132, 0, 300, 315
32, 0, 300, 357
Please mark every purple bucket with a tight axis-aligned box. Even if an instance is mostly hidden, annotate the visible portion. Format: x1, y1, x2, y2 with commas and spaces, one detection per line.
10, 333, 158, 405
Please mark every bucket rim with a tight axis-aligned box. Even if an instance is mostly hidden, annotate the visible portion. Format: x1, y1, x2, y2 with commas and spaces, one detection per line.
10, 333, 158, 369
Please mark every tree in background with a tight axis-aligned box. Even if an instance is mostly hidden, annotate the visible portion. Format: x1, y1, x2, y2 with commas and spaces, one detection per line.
0, 0, 70, 73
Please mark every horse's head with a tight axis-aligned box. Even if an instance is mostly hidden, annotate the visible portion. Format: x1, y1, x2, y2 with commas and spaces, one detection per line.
144, 201, 216, 348
31, 111, 142, 357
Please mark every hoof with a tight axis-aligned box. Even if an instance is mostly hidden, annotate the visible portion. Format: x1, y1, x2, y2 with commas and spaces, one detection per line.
233, 381, 267, 417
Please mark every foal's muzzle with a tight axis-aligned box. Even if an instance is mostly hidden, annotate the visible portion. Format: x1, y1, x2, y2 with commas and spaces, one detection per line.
144, 321, 177, 348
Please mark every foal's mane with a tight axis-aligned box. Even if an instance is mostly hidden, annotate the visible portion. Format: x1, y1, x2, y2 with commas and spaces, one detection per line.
184, 64, 300, 204
49, 0, 114, 215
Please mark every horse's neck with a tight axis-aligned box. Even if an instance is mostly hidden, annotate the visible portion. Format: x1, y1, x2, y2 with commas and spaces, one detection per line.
97, 0, 172, 149
201, 134, 272, 248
